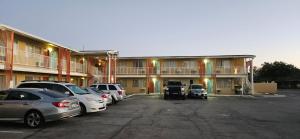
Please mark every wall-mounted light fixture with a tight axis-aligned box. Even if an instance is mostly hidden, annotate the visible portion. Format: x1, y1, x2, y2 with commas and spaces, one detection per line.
203, 59, 208, 64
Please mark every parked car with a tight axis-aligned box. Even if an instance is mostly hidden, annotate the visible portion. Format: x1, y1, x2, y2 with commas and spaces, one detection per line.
187, 84, 208, 99
83, 88, 112, 105
17, 81, 106, 115
89, 84, 125, 104
0, 88, 80, 128
163, 81, 186, 100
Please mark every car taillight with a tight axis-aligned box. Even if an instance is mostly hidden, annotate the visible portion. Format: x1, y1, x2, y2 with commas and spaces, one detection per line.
52, 101, 70, 108
101, 94, 107, 98
118, 91, 122, 95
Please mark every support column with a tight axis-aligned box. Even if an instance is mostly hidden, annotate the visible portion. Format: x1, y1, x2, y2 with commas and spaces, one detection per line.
107, 55, 111, 83
251, 58, 254, 94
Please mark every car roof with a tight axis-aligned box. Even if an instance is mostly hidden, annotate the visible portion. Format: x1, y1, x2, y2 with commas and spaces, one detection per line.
4, 88, 45, 92
20, 81, 75, 86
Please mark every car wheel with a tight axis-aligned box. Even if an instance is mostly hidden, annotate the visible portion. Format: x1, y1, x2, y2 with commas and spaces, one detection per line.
204, 96, 208, 99
112, 97, 117, 104
164, 95, 168, 100
24, 111, 44, 128
79, 103, 87, 115
182, 96, 186, 100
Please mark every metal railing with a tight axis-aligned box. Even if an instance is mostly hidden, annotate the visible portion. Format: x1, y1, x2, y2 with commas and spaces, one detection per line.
160, 67, 199, 75
117, 67, 148, 75
14, 50, 58, 70
70, 61, 87, 73
214, 66, 246, 74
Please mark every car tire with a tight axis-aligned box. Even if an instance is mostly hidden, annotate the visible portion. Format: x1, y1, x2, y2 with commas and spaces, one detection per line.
24, 110, 44, 128
182, 96, 186, 100
164, 95, 168, 100
112, 97, 117, 104
204, 96, 208, 99
79, 103, 87, 115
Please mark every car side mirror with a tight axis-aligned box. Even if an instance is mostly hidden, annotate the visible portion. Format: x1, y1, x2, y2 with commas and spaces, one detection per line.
65, 91, 71, 95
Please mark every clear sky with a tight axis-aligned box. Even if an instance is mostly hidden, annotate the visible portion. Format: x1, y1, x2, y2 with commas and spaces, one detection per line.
0, 0, 299, 67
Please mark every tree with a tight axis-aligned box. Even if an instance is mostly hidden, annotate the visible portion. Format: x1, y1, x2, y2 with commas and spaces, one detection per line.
254, 61, 300, 82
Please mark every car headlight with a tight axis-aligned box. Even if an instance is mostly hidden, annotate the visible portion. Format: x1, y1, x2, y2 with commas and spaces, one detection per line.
181, 88, 185, 91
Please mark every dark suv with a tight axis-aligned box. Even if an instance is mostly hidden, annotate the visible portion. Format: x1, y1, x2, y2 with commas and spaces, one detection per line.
163, 81, 186, 100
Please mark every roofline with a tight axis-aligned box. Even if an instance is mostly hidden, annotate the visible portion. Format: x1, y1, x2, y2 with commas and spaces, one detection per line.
118, 55, 256, 59
74, 50, 119, 56
0, 24, 79, 52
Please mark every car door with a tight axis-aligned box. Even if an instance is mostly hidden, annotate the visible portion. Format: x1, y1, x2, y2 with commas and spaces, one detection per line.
108, 85, 120, 99
18, 91, 41, 118
0, 90, 9, 118
1, 90, 25, 119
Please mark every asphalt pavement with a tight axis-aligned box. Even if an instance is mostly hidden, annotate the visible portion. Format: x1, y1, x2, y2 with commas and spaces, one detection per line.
0, 90, 300, 139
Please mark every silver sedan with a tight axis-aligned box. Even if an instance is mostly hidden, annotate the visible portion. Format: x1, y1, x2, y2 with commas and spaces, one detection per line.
0, 88, 80, 128
83, 88, 113, 105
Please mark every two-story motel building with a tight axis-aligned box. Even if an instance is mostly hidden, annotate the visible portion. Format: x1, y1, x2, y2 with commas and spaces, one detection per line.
116, 56, 255, 95
0, 24, 118, 89
0, 24, 255, 95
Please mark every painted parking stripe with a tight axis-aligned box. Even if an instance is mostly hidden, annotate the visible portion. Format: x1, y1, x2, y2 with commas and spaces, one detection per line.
0, 131, 24, 134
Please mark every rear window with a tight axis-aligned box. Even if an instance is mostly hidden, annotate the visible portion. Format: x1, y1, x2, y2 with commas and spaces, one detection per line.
41, 90, 67, 98
108, 85, 117, 90
192, 85, 203, 89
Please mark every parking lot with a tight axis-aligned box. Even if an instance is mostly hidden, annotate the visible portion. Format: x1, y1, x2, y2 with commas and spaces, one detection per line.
1, 90, 300, 139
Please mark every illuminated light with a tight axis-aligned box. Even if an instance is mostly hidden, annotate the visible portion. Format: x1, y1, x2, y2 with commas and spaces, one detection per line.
204, 78, 209, 83
48, 43, 54, 46
70, 78, 74, 81
152, 77, 157, 83
203, 59, 208, 64
152, 60, 156, 65
82, 57, 85, 61
47, 47, 53, 52
81, 77, 85, 80
111, 76, 114, 83
234, 68, 238, 74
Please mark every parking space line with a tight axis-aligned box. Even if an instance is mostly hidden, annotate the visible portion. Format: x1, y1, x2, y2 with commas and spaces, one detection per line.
0, 131, 24, 134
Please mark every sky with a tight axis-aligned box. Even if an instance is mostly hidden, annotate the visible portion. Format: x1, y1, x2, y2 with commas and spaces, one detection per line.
0, 0, 299, 68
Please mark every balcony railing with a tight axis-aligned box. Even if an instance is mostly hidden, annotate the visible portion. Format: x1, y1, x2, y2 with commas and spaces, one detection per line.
214, 66, 246, 74
117, 67, 148, 75
14, 50, 58, 70
71, 61, 87, 73
160, 67, 199, 75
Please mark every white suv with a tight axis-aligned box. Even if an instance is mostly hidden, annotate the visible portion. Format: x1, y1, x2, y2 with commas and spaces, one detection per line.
90, 84, 126, 104
17, 81, 106, 115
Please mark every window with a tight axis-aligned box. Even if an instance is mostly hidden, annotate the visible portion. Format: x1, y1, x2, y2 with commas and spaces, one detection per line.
217, 79, 232, 88
98, 85, 107, 90
133, 60, 145, 67
183, 61, 197, 68
25, 76, 34, 81
90, 85, 97, 88
0, 75, 5, 90
132, 79, 145, 88
13, 40, 18, 55
118, 80, 127, 87
41, 90, 67, 98
52, 84, 70, 94
164, 60, 176, 67
5, 91, 40, 100
108, 85, 117, 90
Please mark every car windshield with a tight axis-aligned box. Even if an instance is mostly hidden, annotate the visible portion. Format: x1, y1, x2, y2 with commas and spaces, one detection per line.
41, 90, 68, 98
192, 85, 203, 89
66, 85, 89, 95
168, 82, 182, 86
84, 88, 100, 95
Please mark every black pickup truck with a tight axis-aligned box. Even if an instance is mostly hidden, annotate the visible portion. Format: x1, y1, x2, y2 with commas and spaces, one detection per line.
163, 81, 186, 100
